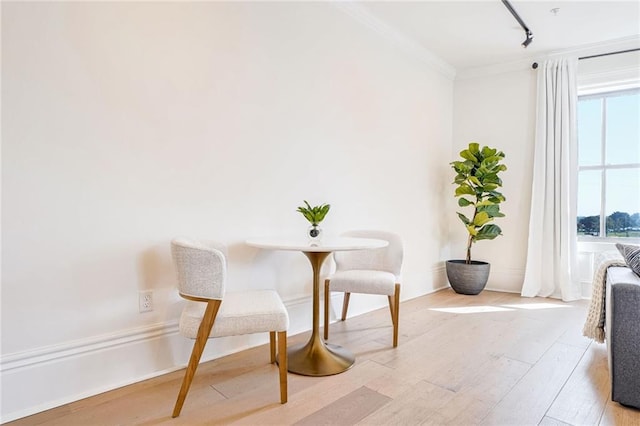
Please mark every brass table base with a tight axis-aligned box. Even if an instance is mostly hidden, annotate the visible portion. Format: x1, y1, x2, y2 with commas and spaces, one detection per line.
284, 250, 356, 376
287, 336, 355, 376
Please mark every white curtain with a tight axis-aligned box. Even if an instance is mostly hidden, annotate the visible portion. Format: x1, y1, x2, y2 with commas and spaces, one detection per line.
521, 57, 581, 302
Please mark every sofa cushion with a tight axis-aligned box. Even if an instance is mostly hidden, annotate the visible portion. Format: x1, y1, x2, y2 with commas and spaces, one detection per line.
616, 243, 640, 276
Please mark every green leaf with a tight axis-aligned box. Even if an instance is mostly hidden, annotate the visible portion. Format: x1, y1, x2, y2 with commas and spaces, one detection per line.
482, 174, 502, 185
469, 176, 481, 187
481, 146, 497, 158
473, 211, 491, 226
458, 198, 473, 207
489, 191, 506, 204
477, 205, 505, 218
483, 183, 498, 191
466, 225, 478, 236
460, 149, 477, 162
457, 212, 470, 225
482, 155, 502, 165
475, 224, 502, 240
455, 185, 476, 196
468, 142, 480, 155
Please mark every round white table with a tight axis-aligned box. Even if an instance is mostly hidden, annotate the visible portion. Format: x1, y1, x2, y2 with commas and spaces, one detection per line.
246, 236, 388, 376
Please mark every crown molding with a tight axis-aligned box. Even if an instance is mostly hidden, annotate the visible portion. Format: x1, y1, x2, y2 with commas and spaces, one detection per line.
333, 1, 457, 80
455, 57, 537, 81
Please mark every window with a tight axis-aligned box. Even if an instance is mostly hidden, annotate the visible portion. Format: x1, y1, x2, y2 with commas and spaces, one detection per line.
577, 88, 640, 239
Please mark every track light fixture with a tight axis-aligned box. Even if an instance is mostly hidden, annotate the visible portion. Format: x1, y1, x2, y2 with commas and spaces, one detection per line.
522, 30, 533, 48
502, 0, 534, 48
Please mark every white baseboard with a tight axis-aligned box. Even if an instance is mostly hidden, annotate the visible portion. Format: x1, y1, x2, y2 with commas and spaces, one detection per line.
0, 298, 308, 423
0, 263, 451, 423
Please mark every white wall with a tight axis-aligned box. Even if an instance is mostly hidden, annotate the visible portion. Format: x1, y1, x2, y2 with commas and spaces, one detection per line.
452, 69, 538, 293
1, 2, 453, 421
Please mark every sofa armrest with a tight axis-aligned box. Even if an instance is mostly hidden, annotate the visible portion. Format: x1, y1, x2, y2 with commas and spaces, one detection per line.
608, 268, 640, 408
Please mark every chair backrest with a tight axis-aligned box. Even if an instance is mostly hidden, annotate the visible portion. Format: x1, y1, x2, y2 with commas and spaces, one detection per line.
334, 230, 403, 278
171, 238, 227, 300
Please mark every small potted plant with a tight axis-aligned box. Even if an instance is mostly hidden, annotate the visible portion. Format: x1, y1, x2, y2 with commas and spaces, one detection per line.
446, 142, 507, 295
297, 200, 330, 241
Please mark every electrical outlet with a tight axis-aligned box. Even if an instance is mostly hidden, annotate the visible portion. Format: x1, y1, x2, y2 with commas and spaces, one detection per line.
139, 290, 153, 313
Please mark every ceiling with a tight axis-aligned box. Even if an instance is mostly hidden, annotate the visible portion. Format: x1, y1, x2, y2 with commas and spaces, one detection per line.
356, 1, 640, 72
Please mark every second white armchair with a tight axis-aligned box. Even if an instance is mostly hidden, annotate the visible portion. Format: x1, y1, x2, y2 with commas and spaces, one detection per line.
323, 230, 403, 347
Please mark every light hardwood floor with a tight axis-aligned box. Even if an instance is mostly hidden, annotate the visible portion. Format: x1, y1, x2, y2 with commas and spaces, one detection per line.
8, 289, 640, 425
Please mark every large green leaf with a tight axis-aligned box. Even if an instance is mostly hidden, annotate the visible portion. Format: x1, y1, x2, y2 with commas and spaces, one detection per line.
482, 174, 502, 185
477, 204, 505, 218
473, 211, 491, 226
468, 142, 480, 155
475, 224, 502, 240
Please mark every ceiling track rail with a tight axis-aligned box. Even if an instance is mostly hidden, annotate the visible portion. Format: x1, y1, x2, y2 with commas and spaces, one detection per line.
501, 0, 533, 48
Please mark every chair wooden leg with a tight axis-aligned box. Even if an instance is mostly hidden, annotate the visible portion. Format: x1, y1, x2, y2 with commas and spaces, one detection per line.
172, 300, 221, 418
277, 331, 288, 404
324, 279, 330, 340
388, 295, 395, 324
393, 284, 400, 347
270, 331, 276, 363
341, 292, 351, 321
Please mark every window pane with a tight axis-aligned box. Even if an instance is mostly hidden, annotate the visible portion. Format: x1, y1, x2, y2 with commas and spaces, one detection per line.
577, 170, 601, 236
605, 168, 640, 238
606, 92, 640, 165
578, 98, 602, 166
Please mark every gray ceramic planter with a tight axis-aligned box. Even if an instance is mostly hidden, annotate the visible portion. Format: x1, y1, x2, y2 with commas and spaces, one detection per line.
445, 260, 490, 295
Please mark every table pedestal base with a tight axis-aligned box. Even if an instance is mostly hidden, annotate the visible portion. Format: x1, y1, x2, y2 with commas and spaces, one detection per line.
287, 337, 355, 376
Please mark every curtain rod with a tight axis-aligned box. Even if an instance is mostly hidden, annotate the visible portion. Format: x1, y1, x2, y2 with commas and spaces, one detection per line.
579, 48, 640, 61
531, 48, 640, 69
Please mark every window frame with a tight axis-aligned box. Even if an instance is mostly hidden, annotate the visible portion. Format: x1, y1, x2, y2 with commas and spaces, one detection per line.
577, 87, 640, 243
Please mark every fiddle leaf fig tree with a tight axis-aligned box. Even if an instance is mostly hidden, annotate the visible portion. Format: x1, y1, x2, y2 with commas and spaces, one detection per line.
451, 142, 507, 264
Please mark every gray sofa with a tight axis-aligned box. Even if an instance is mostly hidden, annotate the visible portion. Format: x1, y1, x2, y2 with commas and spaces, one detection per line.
605, 265, 640, 408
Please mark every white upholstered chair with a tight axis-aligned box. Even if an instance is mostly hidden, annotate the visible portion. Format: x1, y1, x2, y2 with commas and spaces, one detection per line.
171, 238, 289, 418
324, 230, 403, 347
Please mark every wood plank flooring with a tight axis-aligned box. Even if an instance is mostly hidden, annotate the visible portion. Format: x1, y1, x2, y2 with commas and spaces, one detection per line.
7, 289, 640, 425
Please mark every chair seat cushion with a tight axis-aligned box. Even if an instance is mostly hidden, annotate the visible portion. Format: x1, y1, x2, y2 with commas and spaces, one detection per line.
180, 289, 289, 339
328, 270, 398, 296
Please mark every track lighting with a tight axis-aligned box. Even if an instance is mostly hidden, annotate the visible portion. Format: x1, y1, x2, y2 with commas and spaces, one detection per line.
522, 31, 533, 48
502, 0, 534, 48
